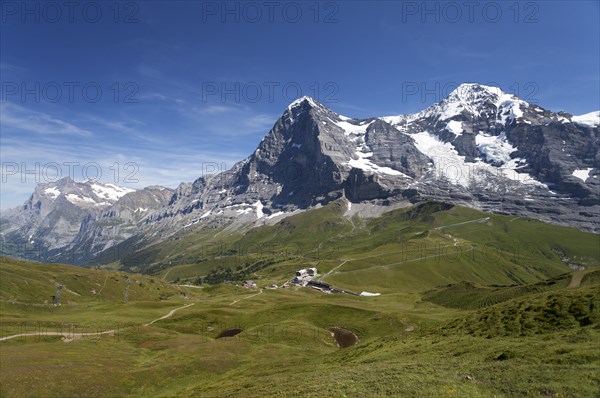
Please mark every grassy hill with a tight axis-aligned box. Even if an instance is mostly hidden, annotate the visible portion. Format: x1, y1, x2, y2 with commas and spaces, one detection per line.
100, 201, 599, 296
0, 256, 182, 304
440, 282, 600, 337
421, 274, 573, 310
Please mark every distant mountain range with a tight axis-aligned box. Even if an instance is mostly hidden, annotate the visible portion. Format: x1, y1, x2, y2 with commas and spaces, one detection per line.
1, 83, 598, 265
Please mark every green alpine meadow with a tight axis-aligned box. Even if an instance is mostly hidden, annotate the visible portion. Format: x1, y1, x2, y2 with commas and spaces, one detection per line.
2, 202, 599, 397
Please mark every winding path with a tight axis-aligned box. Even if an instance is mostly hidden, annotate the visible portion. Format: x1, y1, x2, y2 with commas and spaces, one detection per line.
318, 260, 347, 282
0, 329, 116, 342
229, 289, 263, 306
144, 303, 195, 326
318, 217, 488, 281
434, 217, 490, 230
0, 303, 196, 342
568, 270, 585, 289
320, 240, 472, 281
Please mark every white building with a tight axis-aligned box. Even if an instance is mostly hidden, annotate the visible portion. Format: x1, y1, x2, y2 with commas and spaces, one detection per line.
243, 280, 257, 289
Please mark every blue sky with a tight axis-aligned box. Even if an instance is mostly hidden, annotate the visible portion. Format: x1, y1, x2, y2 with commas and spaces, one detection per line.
1, 0, 599, 209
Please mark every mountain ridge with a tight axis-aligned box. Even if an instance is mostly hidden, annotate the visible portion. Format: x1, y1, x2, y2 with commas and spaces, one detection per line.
1, 83, 598, 265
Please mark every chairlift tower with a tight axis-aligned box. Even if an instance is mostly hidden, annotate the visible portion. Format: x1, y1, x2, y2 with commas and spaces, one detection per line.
124, 277, 132, 302
53, 284, 64, 305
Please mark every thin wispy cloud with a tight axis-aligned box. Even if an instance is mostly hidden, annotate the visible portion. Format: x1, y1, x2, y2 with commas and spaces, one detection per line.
138, 92, 184, 103
0, 61, 26, 72
1, 103, 94, 137
183, 103, 277, 137
0, 100, 252, 209
196, 105, 237, 115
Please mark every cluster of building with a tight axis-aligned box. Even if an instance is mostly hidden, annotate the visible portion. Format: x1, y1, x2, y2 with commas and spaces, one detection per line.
291, 267, 317, 285
290, 267, 360, 296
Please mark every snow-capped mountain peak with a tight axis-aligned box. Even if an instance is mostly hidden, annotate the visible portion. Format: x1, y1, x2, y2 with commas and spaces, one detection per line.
447, 83, 507, 103
285, 96, 325, 125
288, 95, 319, 110
34, 178, 135, 209
421, 82, 528, 123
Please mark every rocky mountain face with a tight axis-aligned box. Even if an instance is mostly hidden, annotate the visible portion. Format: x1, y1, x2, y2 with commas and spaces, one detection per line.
379, 84, 600, 223
2, 83, 598, 265
0, 178, 173, 263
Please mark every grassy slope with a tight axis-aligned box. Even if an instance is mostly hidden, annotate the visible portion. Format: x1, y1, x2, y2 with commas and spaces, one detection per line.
421, 274, 573, 310
1, 279, 598, 397
0, 257, 184, 304
1, 202, 600, 397
124, 202, 599, 296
